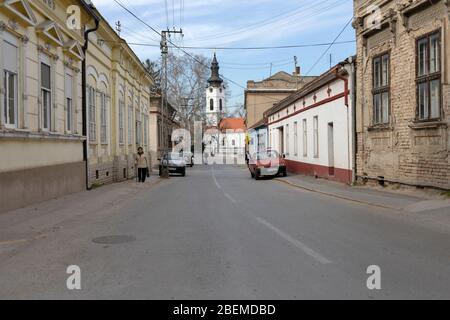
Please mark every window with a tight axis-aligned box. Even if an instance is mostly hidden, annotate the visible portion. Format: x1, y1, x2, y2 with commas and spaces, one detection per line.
210, 99, 214, 111
294, 121, 298, 156
65, 72, 73, 132
302, 119, 307, 157
144, 115, 149, 147
3, 37, 18, 128
100, 93, 107, 143
41, 62, 51, 131
119, 99, 125, 144
285, 124, 289, 155
313, 116, 319, 158
219, 99, 223, 111
128, 106, 133, 145
373, 53, 390, 124
88, 87, 96, 141
417, 31, 441, 120
135, 110, 141, 146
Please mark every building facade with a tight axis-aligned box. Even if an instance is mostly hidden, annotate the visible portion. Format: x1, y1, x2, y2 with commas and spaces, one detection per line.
245, 69, 316, 130
353, 0, 450, 190
85, 8, 153, 187
245, 69, 316, 157
0, 0, 97, 213
149, 94, 179, 168
266, 60, 356, 184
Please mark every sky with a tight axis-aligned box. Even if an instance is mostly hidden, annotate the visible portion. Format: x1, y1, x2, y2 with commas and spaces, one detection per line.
91, 0, 356, 108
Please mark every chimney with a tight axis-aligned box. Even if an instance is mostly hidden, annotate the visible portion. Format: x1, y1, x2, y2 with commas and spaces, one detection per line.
295, 66, 301, 76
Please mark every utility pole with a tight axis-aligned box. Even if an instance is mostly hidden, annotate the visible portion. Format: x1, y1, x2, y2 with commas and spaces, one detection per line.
115, 21, 122, 36
160, 29, 182, 178
294, 56, 299, 91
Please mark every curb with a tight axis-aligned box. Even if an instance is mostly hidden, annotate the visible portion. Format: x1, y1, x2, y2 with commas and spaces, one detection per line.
274, 178, 399, 211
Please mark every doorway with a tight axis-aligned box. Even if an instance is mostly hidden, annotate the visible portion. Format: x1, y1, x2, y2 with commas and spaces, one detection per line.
328, 123, 335, 176
278, 126, 284, 155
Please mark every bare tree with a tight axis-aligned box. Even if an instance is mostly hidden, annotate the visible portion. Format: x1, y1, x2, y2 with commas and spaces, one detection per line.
164, 52, 211, 133
143, 59, 161, 95
226, 103, 246, 119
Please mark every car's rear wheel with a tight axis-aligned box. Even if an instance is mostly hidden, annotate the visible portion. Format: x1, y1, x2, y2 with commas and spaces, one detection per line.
254, 170, 261, 180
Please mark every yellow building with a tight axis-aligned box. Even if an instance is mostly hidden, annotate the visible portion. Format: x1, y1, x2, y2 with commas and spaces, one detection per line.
85, 7, 152, 186
0, 0, 97, 213
0, 0, 153, 213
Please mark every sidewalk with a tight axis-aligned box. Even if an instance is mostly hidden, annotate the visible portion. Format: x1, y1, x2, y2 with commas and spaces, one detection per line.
275, 174, 450, 213
0, 173, 164, 249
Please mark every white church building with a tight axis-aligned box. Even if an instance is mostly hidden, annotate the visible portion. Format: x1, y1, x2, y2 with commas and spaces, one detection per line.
203, 54, 246, 164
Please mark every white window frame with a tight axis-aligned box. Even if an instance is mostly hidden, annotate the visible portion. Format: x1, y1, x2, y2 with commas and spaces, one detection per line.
302, 119, 307, 157
119, 98, 125, 144
285, 124, 289, 156
3, 69, 17, 129
88, 87, 96, 142
3, 34, 19, 129
65, 70, 73, 133
100, 92, 107, 144
293, 121, 298, 156
128, 105, 133, 145
313, 116, 319, 158
135, 109, 141, 146
40, 61, 52, 132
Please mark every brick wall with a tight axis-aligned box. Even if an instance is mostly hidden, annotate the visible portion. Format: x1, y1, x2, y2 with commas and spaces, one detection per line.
354, 0, 449, 190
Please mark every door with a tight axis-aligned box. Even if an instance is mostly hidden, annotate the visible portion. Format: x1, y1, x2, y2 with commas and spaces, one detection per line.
328, 123, 335, 176
278, 126, 284, 155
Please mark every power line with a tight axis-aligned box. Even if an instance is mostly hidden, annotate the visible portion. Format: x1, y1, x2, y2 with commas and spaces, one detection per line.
303, 17, 353, 78
112, 40, 356, 50
193, 0, 342, 42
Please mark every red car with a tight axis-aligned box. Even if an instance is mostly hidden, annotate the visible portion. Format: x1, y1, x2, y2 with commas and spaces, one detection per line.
248, 150, 287, 180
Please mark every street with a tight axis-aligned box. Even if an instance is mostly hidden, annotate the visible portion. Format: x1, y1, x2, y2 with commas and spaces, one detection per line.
0, 165, 449, 300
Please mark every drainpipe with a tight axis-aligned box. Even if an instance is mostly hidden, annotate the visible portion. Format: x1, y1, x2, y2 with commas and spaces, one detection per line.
336, 62, 353, 184
335, 68, 349, 107
82, 13, 100, 190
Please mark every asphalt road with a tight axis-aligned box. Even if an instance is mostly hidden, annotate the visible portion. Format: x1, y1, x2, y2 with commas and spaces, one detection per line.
1, 165, 449, 299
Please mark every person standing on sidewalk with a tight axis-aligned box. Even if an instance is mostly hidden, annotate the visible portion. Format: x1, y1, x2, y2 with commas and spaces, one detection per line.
135, 147, 150, 183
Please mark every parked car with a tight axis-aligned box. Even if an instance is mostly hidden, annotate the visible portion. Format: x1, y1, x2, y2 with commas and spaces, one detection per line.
159, 152, 186, 176
182, 151, 194, 167
248, 150, 287, 180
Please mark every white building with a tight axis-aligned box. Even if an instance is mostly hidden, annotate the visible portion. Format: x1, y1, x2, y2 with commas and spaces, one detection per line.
204, 53, 224, 157
205, 53, 225, 127
203, 54, 246, 163
265, 58, 356, 184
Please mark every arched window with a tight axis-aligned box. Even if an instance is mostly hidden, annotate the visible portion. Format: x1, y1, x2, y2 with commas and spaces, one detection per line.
219, 99, 223, 111
210, 99, 214, 111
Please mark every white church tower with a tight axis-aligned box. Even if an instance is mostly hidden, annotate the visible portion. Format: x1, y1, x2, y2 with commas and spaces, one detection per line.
206, 53, 225, 127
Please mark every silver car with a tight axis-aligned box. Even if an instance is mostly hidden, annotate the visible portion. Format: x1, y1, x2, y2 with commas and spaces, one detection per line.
159, 152, 186, 176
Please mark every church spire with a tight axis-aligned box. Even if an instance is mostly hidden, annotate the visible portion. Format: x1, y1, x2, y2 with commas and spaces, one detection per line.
208, 53, 223, 87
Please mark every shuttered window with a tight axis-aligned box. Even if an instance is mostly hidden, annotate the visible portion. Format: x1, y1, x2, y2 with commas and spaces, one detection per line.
41, 62, 51, 131
65, 72, 73, 132
3, 37, 18, 128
